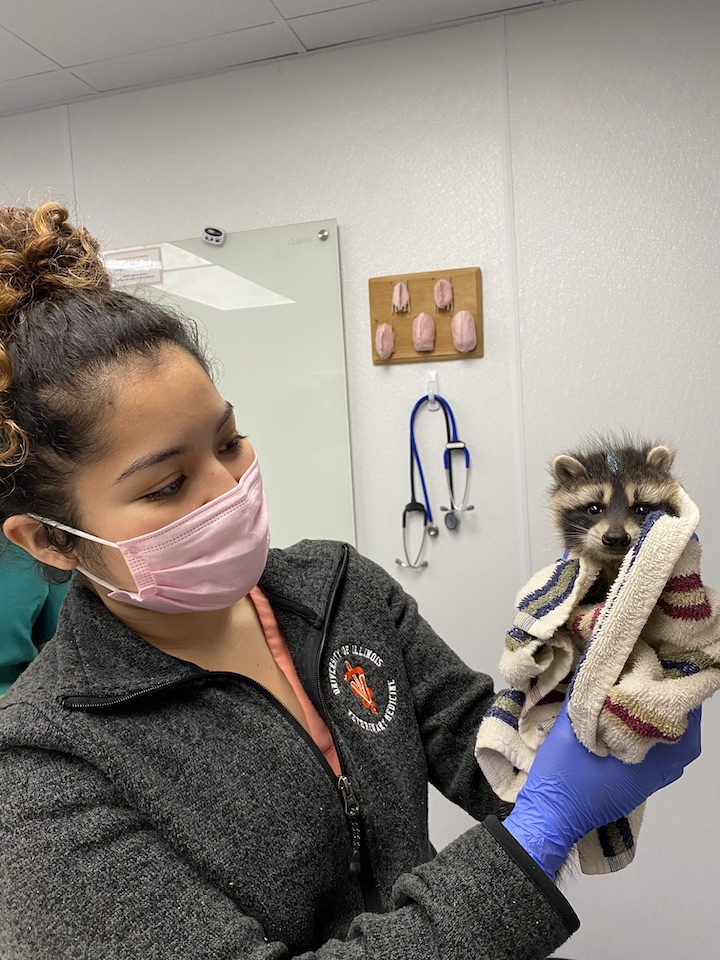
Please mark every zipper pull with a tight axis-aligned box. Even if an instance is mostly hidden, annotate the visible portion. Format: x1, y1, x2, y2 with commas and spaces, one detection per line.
338, 776, 362, 878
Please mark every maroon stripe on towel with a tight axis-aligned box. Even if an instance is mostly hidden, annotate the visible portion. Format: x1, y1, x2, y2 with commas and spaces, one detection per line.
665, 573, 703, 593
603, 696, 680, 743
658, 598, 712, 621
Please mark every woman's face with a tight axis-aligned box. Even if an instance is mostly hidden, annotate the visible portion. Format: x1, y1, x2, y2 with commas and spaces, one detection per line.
70, 345, 255, 593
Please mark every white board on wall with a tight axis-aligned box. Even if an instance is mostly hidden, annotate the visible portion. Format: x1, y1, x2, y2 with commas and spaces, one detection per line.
107, 219, 355, 549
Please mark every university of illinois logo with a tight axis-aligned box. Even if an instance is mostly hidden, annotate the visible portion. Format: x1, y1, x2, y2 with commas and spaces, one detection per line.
343, 662, 379, 715
328, 644, 397, 733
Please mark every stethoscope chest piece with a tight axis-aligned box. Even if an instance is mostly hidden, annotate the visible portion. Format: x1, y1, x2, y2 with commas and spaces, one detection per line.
444, 510, 459, 531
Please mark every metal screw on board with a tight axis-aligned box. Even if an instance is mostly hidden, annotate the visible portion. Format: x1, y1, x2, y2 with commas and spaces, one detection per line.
317, 229, 329, 241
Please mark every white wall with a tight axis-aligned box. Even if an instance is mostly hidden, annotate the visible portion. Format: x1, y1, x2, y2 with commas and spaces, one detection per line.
509, 4, 720, 957
2, 1, 719, 956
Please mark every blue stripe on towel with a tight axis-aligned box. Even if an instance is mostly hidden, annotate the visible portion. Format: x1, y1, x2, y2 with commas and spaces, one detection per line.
517, 560, 569, 610
486, 705, 521, 729
660, 658, 701, 676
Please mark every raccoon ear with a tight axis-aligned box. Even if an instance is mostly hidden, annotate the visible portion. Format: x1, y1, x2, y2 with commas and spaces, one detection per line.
646, 445, 675, 473
552, 454, 588, 485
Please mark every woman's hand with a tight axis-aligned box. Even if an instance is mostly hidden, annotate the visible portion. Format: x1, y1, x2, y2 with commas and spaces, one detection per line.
502, 702, 702, 879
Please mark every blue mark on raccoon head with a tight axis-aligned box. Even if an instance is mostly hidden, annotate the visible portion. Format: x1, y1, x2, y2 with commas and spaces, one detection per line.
606, 451, 620, 474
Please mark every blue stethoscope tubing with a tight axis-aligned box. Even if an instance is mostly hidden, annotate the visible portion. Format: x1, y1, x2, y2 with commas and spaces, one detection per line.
396, 394, 473, 569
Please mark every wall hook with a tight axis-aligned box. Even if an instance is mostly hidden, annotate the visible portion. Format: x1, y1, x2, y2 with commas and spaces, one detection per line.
427, 370, 439, 411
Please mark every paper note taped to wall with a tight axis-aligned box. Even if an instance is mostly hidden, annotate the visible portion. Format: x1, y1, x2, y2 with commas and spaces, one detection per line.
103, 246, 163, 287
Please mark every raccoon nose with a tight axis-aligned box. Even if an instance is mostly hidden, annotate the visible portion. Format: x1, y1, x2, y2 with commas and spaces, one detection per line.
602, 530, 631, 548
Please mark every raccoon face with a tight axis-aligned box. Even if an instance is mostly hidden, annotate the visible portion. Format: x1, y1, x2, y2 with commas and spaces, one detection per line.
550, 441, 682, 567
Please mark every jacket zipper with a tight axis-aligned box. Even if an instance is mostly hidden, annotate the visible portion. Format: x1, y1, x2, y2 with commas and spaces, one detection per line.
261, 547, 370, 886
308, 545, 378, 895
337, 775, 361, 877
60, 674, 206, 710
313, 544, 350, 718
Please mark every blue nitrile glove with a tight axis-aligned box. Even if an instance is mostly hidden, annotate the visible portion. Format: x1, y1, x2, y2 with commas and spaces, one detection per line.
503, 702, 702, 880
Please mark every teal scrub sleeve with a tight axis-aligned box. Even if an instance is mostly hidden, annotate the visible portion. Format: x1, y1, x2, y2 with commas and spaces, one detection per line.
32, 581, 69, 648
0, 542, 69, 696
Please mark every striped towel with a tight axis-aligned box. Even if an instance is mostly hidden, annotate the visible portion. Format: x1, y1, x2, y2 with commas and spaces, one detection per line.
475, 487, 720, 874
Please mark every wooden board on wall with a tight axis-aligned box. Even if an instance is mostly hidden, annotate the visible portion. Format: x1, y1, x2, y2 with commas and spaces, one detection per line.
368, 266, 483, 365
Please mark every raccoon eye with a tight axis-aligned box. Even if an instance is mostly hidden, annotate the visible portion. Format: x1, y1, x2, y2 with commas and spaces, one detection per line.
634, 503, 652, 516
586, 503, 603, 515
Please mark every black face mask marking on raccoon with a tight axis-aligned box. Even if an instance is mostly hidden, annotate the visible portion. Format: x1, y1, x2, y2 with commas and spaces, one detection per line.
549, 439, 682, 598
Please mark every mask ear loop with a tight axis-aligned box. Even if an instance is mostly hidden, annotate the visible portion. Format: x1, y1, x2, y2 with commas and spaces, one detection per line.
27, 513, 119, 548
27, 513, 127, 592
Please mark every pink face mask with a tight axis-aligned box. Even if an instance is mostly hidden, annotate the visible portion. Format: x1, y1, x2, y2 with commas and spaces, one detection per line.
32, 457, 270, 614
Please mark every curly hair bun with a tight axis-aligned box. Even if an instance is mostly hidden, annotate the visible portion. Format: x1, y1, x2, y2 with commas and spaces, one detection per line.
0, 202, 110, 468
0, 202, 110, 336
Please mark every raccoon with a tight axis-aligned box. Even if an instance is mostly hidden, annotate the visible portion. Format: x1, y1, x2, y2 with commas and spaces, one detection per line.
550, 437, 683, 604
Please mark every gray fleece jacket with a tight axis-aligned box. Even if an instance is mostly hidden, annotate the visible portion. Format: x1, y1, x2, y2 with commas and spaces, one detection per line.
0, 540, 579, 959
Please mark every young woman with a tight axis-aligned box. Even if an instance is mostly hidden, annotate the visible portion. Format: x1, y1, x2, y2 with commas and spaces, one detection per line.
0, 203, 700, 960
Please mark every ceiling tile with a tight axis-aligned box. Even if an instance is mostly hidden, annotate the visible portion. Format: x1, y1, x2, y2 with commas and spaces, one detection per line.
287, 0, 542, 48
0, 71, 96, 117
0, 0, 571, 116
72, 25, 299, 93
0, 0, 279, 66
0, 26, 60, 82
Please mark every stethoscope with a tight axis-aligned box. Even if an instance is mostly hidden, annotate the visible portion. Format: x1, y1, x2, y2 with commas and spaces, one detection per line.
396, 394, 474, 569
